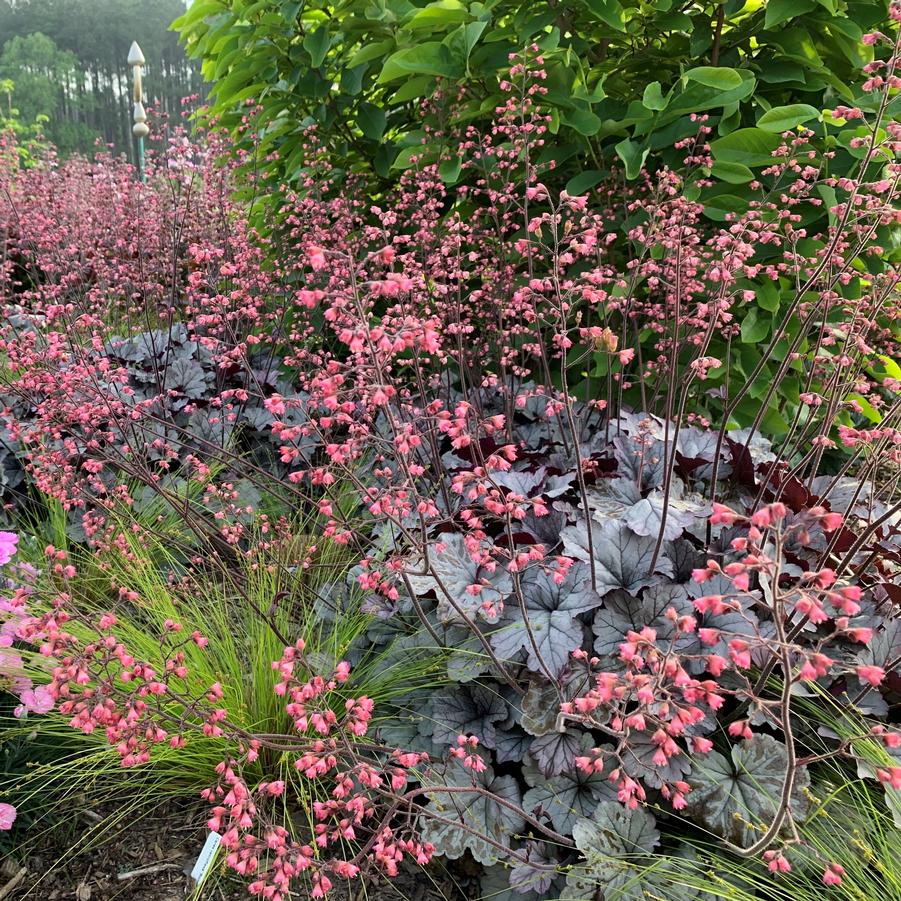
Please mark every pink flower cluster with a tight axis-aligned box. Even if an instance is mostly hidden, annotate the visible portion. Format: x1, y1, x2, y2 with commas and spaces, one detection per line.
202, 643, 434, 899
14, 555, 438, 898
564, 502, 899, 877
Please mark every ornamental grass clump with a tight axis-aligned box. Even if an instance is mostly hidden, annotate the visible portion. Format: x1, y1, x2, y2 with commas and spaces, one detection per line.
0, 17, 900, 901
0, 509, 454, 898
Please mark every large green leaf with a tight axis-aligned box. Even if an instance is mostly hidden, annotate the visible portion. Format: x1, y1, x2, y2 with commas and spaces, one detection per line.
765, 0, 817, 28
391, 76, 434, 103
642, 81, 667, 111
347, 39, 395, 68
614, 138, 648, 179
757, 103, 821, 132
444, 21, 487, 72
566, 169, 606, 195
710, 160, 754, 184
565, 107, 603, 136
660, 70, 756, 123
407, 0, 470, 29
303, 25, 330, 67
378, 42, 462, 81
702, 192, 750, 222
741, 306, 771, 343
710, 128, 781, 167
581, 0, 626, 31
357, 101, 386, 140
685, 66, 744, 90
438, 154, 462, 183
754, 279, 781, 313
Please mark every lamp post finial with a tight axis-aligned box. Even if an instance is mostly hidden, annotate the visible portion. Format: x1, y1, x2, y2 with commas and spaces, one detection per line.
128, 41, 148, 181
127, 42, 145, 66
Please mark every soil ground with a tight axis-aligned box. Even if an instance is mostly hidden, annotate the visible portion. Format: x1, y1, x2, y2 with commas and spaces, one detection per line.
0, 803, 472, 901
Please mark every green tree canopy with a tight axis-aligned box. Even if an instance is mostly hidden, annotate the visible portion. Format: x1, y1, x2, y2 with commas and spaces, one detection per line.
175, 0, 889, 198
0, 0, 202, 158
0, 32, 92, 154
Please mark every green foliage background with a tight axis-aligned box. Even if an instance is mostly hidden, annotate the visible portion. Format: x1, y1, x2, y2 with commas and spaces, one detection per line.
0, 0, 202, 158
175, 0, 901, 442
176, 0, 886, 193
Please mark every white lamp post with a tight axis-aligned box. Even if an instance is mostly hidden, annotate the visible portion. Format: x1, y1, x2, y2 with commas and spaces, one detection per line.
128, 41, 148, 182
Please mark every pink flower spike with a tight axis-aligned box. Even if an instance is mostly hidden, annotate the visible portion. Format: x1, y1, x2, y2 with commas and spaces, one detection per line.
856, 664, 885, 687
763, 850, 791, 874
822, 863, 845, 886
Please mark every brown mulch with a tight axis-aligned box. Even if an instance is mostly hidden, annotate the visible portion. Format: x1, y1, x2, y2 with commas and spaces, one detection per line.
0, 803, 471, 901
1, 801, 217, 901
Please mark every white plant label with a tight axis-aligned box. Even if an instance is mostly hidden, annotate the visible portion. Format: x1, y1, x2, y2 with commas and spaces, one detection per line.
190, 831, 221, 882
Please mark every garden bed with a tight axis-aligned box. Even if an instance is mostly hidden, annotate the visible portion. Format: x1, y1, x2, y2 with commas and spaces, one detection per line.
0, 5, 900, 900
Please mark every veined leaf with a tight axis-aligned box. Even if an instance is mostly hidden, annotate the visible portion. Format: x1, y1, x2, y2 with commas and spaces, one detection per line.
581, 0, 626, 31
303, 25, 330, 67
765, 0, 817, 28
757, 103, 820, 133
357, 101, 387, 140
710, 128, 781, 167
421, 763, 525, 865
686, 66, 744, 90
379, 42, 461, 81
687, 735, 811, 847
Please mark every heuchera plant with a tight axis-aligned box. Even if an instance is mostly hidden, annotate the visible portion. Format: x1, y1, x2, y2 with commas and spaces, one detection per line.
0, 16, 900, 901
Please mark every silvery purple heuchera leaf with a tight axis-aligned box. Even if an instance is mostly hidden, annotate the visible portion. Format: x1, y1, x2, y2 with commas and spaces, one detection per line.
431, 682, 508, 749
445, 627, 499, 683
585, 478, 638, 521
405, 533, 512, 624
520, 678, 562, 737
624, 492, 699, 541
493, 726, 533, 764
565, 801, 661, 901
686, 734, 811, 847
666, 538, 706, 582
518, 507, 568, 547
572, 800, 660, 858
625, 480, 709, 541
420, 762, 525, 865
565, 802, 703, 900
529, 729, 584, 778
593, 584, 693, 659
490, 562, 600, 677
612, 435, 666, 490
521, 735, 617, 834
507, 842, 557, 896
561, 519, 673, 596
677, 426, 723, 463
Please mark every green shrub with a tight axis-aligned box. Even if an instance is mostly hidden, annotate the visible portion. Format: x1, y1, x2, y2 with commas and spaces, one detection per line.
175, 0, 890, 197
